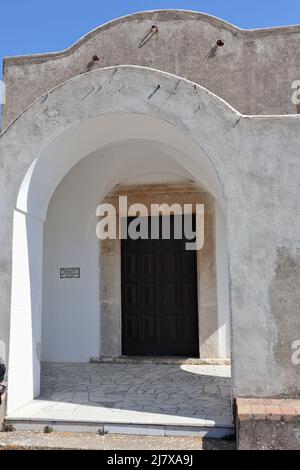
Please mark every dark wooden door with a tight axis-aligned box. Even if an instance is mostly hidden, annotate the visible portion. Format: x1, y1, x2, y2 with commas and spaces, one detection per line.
121, 216, 199, 357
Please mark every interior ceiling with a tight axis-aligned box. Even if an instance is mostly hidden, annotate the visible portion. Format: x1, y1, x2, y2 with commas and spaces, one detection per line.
117, 172, 193, 186
103, 140, 206, 191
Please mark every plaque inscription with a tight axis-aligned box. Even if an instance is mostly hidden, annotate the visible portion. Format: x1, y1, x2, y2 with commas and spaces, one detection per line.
60, 268, 80, 279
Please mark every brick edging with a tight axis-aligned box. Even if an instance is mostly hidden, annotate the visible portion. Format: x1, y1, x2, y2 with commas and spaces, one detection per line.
237, 398, 300, 422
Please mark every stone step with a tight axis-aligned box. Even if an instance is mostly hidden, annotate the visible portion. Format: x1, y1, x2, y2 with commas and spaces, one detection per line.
90, 356, 231, 365
6, 416, 235, 439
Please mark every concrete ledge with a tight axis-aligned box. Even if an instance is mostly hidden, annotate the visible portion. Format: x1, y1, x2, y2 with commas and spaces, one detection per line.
5, 418, 235, 438
90, 356, 231, 365
236, 398, 300, 450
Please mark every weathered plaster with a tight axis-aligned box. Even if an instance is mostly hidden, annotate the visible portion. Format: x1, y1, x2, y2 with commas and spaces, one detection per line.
99, 183, 220, 359
0, 66, 299, 409
269, 248, 300, 398
3, 10, 300, 128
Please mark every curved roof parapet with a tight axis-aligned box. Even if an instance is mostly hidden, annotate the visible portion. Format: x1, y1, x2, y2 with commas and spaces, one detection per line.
2, 10, 300, 126
4, 10, 300, 63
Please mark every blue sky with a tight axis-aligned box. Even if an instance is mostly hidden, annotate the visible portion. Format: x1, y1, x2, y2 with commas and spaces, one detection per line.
1, 0, 300, 69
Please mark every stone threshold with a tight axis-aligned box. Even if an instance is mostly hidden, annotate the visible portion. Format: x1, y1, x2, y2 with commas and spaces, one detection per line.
90, 356, 231, 365
5, 417, 235, 439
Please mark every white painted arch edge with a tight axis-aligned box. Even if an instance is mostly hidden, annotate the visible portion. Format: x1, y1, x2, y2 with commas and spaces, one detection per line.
3, 66, 234, 413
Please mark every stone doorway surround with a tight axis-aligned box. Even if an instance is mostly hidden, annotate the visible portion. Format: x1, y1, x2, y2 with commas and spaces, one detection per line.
99, 183, 221, 359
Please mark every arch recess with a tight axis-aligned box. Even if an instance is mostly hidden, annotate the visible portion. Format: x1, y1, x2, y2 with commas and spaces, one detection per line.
0, 65, 238, 413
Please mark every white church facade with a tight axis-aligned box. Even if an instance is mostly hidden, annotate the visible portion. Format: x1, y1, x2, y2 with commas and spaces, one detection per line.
0, 11, 299, 449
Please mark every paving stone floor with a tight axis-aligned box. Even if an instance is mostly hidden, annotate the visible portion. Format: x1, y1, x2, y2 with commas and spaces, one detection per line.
8, 363, 232, 428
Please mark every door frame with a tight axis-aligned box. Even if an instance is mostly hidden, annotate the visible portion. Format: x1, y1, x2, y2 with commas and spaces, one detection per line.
99, 191, 222, 360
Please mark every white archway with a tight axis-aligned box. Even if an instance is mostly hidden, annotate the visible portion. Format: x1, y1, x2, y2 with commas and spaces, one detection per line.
17, 113, 225, 220
8, 114, 229, 413
0, 62, 297, 419
0, 66, 240, 414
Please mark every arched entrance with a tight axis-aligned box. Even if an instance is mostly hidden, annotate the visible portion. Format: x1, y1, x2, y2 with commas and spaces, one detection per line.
40, 138, 230, 363
1, 66, 236, 416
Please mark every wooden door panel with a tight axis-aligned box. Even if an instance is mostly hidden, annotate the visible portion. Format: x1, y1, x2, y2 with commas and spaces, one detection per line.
160, 283, 176, 311
142, 315, 157, 342
182, 282, 198, 308
124, 283, 139, 310
141, 283, 156, 310
140, 252, 156, 277
124, 314, 139, 341
160, 252, 177, 278
161, 315, 177, 343
124, 253, 138, 278
122, 216, 199, 356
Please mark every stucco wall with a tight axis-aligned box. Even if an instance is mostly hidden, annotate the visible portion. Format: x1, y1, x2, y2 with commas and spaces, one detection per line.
42, 161, 100, 363
2, 10, 300, 129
